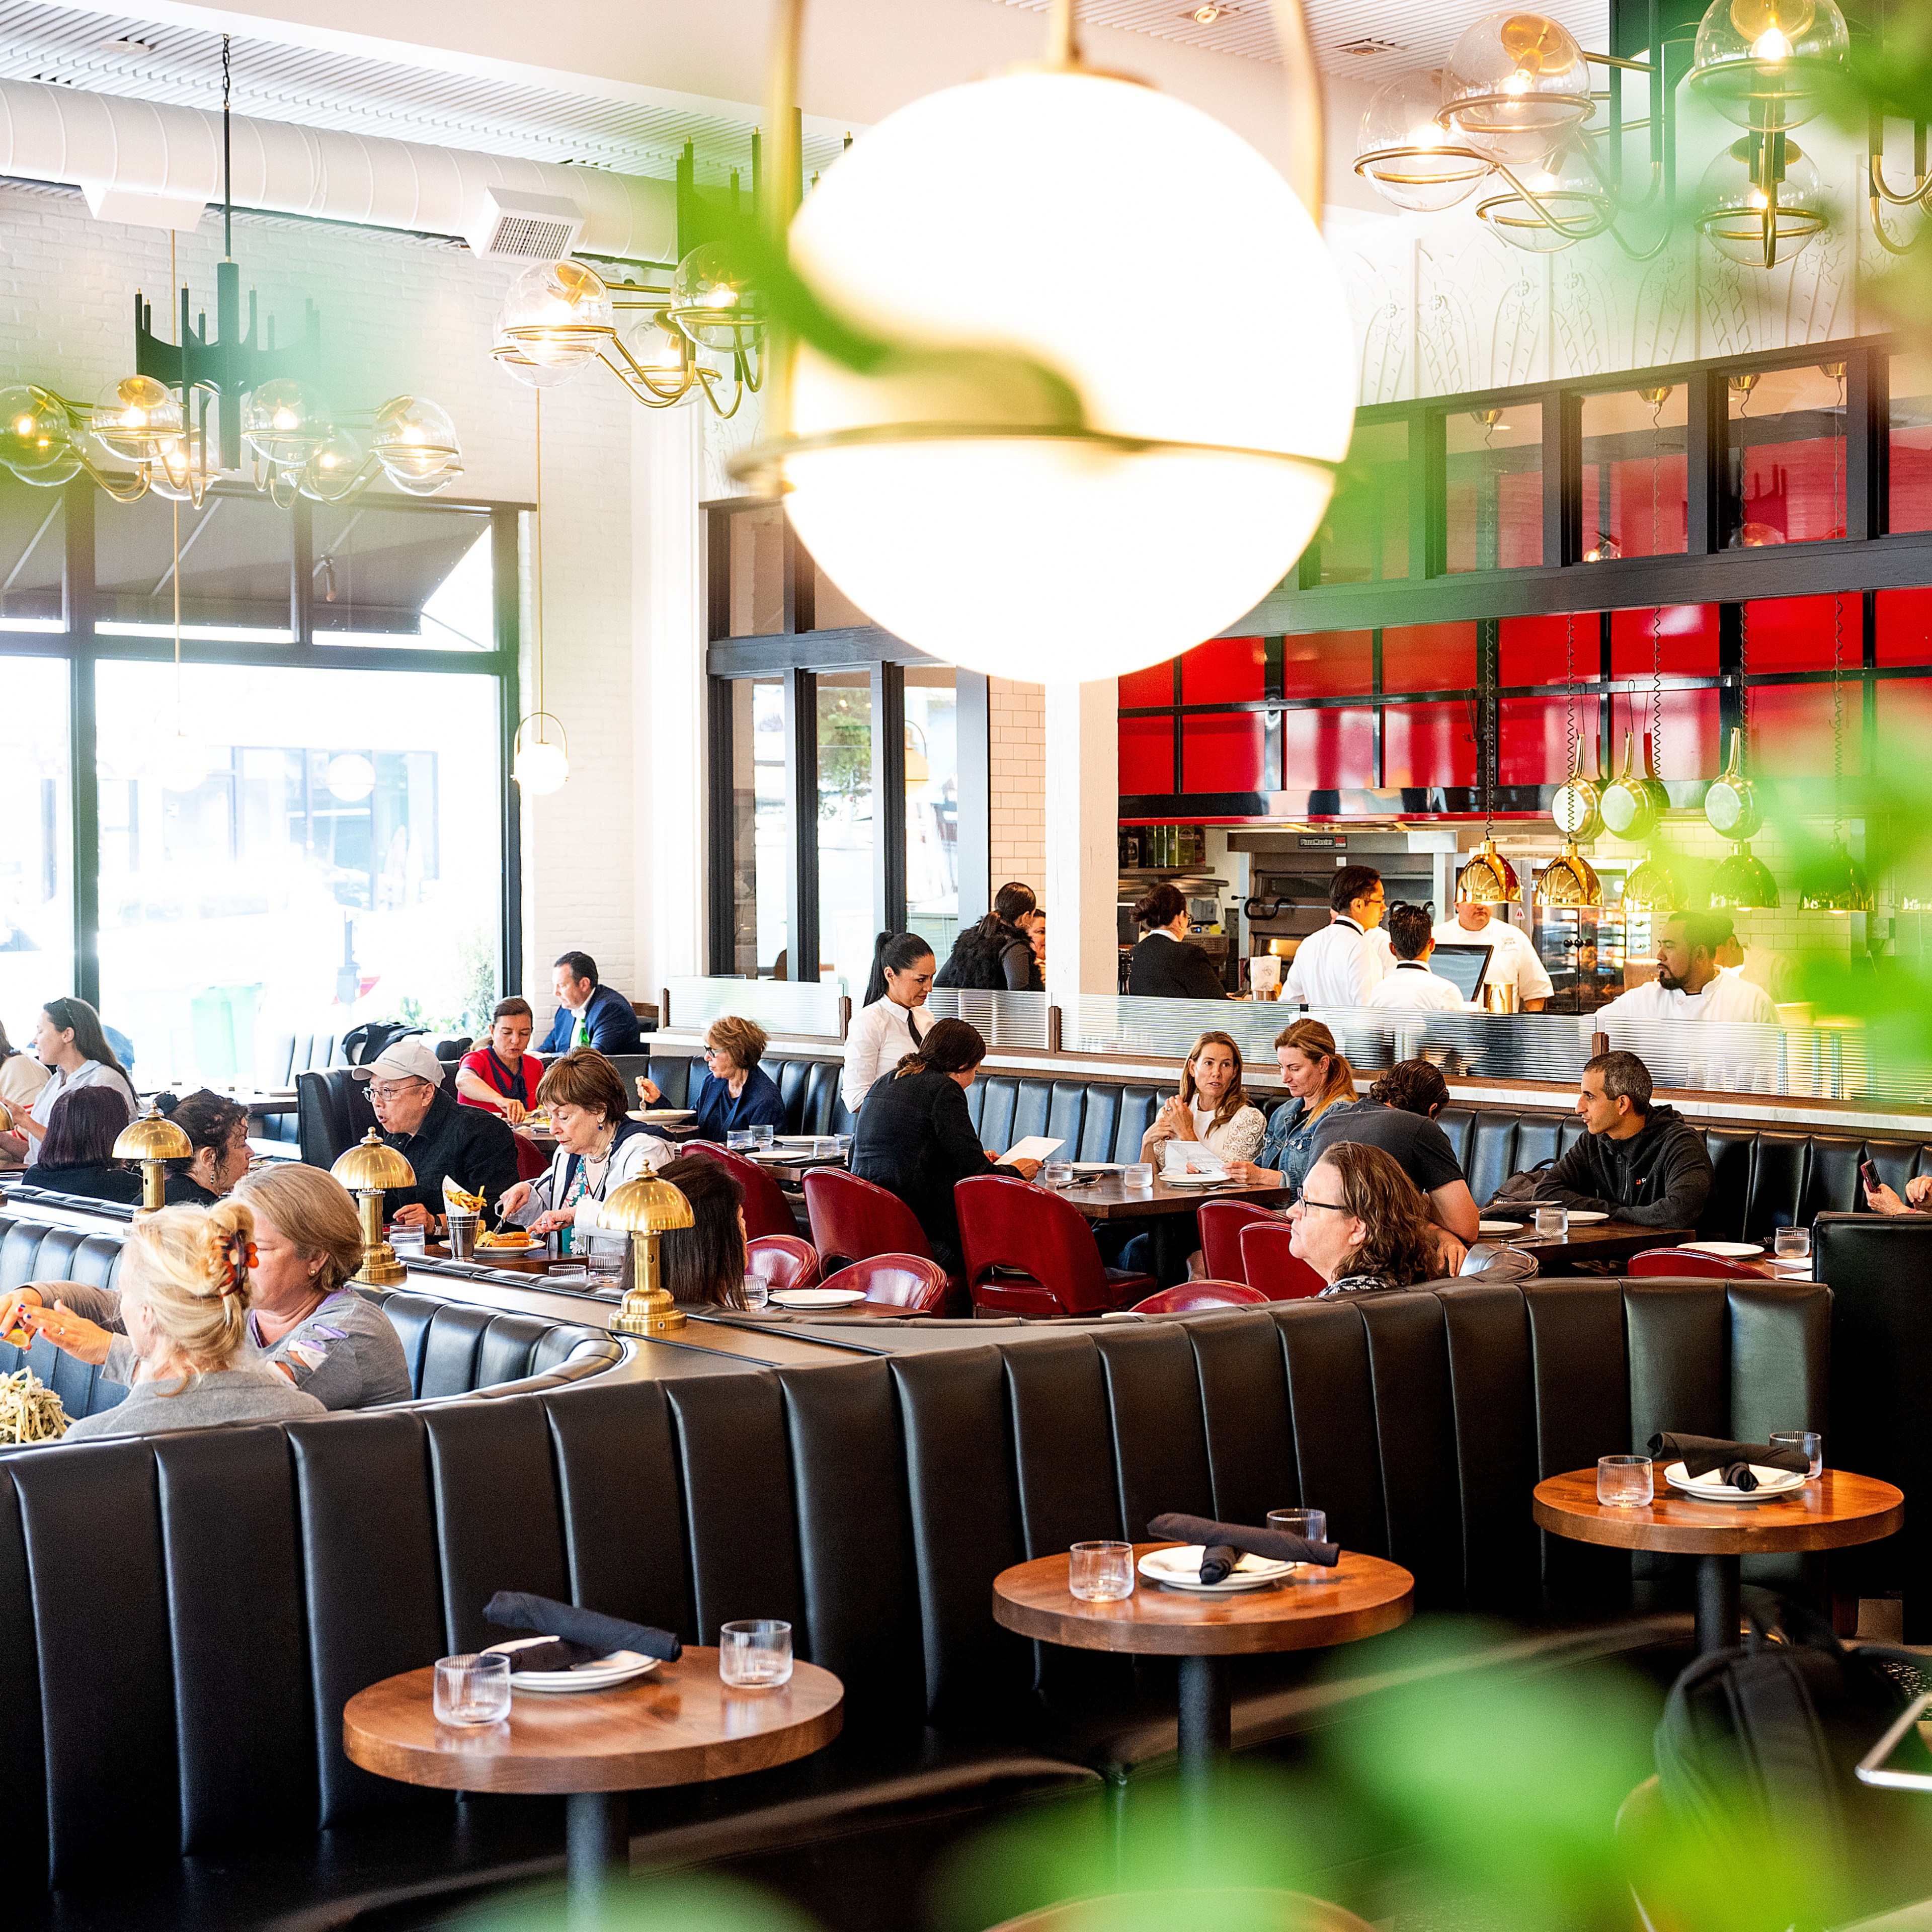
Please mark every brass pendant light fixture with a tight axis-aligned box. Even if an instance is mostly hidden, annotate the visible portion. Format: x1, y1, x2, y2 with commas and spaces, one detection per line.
1538, 613, 1603, 908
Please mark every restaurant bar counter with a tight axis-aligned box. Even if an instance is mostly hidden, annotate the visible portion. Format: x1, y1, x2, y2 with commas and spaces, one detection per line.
0, 1274, 1830, 1930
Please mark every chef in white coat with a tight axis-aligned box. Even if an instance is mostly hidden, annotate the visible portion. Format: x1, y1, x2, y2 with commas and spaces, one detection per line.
1283, 866, 1387, 1008
1431, 901, 1553, 1010
1596, 912, 1779, 1024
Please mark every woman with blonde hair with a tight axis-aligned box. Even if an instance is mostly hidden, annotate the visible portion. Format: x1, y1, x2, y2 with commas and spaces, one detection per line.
1225, 1018, 1359, 1196
2, 1168, 411, 1411
11, 1202, 326, 1442
1140, 1030, 1266, 1169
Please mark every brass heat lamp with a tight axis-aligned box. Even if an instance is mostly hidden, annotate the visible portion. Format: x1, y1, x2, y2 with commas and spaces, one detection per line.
113, 1102, 192, 1217
330, 1130, 416, 1286
1533, 842, 1603, 908
1456, 836, 1521, 907
602, 1172, 694, 1336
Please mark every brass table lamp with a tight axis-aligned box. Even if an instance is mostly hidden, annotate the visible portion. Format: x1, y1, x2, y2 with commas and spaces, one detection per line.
601, 1172, 694, 1335
113, 1103, 193, 1217
330, 1130, 417, 1286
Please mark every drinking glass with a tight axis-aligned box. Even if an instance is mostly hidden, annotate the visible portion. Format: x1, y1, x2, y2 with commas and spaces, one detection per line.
1535, 1205, 1570, 1241
1770, 1430, 1824, 1478
587, 1245, 625, 1290
1774, 1227, 1811, 1263
728, 1130, 757, 1152
433, 1652, 512, 1725
1267, 1507, 1328, 1579
1122, 1162, 1155, 1192
741, 1271, 771, 1312
1043, 1161, 1074, 1190
1596, 1455, 1654, 1507
547, 1264, 589, 1286
388, 1225, 426, 1256
750, 1124, 776, 1149
1068, 1541, 1137, 1602
718, 1619, 793, 1687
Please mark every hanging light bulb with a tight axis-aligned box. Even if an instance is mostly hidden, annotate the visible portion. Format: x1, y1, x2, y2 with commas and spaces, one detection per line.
1534, 842, 1604, 907
668, 243, 765, 356
300, 426, 368, 504
1476, 139, 1616, 251
90, 375, 186, 464
1354, 71, 1492, 212
513, 392, 569, 796
513, 726, 571, 796
1689, 0, 1847, 131
157, 730, 209, 793
1439, 11, 1593, 167
768, 52, 1354, 683
1709, 841, 1781, 908
325, 753, 376, 803
1698, 136, 1829, 267
0, 384, 84, 485
495, 260, 616, 375
243, 378, 331, 469
371, 396, 463, 495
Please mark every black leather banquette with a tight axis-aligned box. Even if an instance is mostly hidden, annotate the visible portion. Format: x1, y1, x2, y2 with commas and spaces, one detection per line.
0, 1215, 621, 1421
652, 1052, 1932, 1241
2, 1275, 1827, 1929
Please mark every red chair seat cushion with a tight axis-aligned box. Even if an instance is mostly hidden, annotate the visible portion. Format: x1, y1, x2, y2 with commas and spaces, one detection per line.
971, 1266, 1155, 1319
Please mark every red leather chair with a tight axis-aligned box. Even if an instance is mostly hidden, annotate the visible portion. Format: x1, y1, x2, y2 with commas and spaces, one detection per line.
1131, 1281, 1270, 1315
803, 1168, 934, 1268
954, 1174, 1155, 1318
818, 1253, 950, 1314
1197, 1200, 1279, 1284
1238, 1221, 1327, 1301
746, 1234, 821, 1295
1628, 1247, 1764, 1279
680, 1141, 798, 1242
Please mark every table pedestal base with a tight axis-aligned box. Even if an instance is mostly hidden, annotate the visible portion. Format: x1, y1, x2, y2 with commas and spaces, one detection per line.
1695, 1553, 1742, 1656
1177, 1652, 1230, 1781
567, 1789, 628, 1918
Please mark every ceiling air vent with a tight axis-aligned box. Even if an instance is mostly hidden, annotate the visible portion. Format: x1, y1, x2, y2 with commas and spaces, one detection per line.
465, 187, 583, 260
1336, 36, 1407, 56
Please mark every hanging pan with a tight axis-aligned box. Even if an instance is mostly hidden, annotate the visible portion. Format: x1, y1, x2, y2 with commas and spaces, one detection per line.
1703, 728, 1762, 842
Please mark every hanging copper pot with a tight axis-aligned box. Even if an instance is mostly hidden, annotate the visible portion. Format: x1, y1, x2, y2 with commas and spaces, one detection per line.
1703, 728, 1762, 841
1600, 730, 1670, 842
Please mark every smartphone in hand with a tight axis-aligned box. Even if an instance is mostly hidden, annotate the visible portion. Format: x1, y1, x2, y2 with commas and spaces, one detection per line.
1861, 1158, 1882, 1193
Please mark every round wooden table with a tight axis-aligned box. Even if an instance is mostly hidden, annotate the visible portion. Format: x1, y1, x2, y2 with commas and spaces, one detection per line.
992, 1543, 1413, 1783
1533, 1466, 1904, 1654
343, 1648, 843, 1910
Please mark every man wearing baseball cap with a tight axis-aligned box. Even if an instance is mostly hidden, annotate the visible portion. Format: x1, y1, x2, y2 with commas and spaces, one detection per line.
353, 1039, 520, 1233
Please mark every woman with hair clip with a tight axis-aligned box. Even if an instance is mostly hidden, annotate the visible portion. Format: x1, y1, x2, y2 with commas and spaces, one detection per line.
656, 1154, 753, 1310
1224, 1019, 1360, 1196
1124, 882, 1228, 1001
934, 882, 1042, 992
1139, 1030, 1265, 1168
839, 931, 938, 1114
1287, 1143, 1444, 1298
851, 1018, 1041, 1274
13, 1201, 327, 1441
4, 997, 136, 1166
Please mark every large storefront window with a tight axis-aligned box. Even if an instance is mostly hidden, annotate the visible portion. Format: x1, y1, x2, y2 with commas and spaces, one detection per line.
817, 671, 873, 989
0, 657, 73, 1042
312, 504, 494, 648
729, 677, 787, 977
95, 661, 503, 1083
904, 668, 959, 959
0, 481, 63, 631
95, 490, 295, 641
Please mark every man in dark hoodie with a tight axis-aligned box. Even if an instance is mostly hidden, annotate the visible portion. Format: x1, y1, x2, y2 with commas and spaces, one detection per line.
1531, 1050, 1713, 1229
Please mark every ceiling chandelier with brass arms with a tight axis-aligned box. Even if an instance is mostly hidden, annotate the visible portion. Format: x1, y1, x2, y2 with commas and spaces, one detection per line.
1355, 0, 1925, 271
0, 39, 462, 510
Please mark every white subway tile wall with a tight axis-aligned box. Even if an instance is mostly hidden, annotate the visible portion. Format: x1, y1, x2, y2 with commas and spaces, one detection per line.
989, 676, 1046, 902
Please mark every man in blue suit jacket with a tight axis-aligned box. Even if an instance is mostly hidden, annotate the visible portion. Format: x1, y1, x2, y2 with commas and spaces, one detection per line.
540, 951, 644, 1056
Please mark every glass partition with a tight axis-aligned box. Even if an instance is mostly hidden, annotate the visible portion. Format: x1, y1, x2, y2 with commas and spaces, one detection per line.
904, 668, 959, 961
1891, 350, 1932, 534
816, 671, 873, 989
925, 987, 1048, 1050
1725, 362, 1847, 548
729, 505, 787, 637
1445, 402, 1543, 572
0, 656, 73, 1039
0, 477, 62, 631
666, 975, 844, 1037
1318, 420, 1409, 584
1580, 385, 1688, 559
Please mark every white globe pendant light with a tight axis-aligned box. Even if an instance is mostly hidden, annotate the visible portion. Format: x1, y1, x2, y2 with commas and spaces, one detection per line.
750, 3, 1354, 685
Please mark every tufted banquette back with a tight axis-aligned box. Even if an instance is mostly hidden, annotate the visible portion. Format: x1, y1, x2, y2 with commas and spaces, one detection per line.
0, 1274, 1826, 1904
0, 1216, 620, 1418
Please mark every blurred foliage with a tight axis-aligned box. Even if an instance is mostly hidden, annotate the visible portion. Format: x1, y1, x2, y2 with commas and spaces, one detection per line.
450, 1871, 824, 1932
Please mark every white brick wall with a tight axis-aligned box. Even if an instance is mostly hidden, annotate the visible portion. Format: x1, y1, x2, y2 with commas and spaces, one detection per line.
0, 182, 642, 1025
989, 676, 1046, 901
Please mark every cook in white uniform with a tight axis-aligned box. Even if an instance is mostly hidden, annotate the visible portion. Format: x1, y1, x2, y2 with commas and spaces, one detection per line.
1596, 912, 1779, 1026
1283, 866, 1387, 1008
1366, 904, 1474, 1012
1431, 904, 1553, 1010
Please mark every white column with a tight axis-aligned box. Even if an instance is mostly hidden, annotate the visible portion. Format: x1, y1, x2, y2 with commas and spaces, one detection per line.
1042, 679, 1120, 1005
632, 399, 709, 1008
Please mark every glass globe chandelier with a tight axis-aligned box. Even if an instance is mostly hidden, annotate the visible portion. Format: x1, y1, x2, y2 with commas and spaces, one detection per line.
1354, 72, 1493, 213
732, 0, 1354, 684
1688, 0, 1848, 132
1439, 12, 1593, 166
1696, 134, 1829, 268
1476, 139, 1618, 251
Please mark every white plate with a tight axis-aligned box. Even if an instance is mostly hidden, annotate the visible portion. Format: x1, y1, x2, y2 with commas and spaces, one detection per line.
1664, 1460, 1808, 1503
771, 1287, 866, 1309
1070, 1162, 1126, 1175
484, 1638, 662, 1693
1138, 1545, 1295, 1594
1478, 1220, 1524, 1236
631, 1108, 695, 1123
1676, 1241, 1763, 1259
1161, 1173, 1229, 1189
1563, 1211, 1611, 1224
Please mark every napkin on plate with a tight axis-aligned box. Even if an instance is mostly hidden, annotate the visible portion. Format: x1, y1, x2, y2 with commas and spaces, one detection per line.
1147, 1511, 1341, 1576
483, 1590, 683, 1662
1646, 1432, 1811, 1491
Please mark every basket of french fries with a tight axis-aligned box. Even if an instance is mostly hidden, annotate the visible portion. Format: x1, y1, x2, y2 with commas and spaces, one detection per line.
442, 1177, 486, 1259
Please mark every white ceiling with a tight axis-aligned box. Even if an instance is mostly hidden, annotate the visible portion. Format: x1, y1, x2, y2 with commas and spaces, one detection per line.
0, 0, 850, 180
990, 0, 1613, 81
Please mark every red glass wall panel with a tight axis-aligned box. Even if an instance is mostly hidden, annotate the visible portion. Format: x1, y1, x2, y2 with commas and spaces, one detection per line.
1607, 687, 1719, 781
1118, 715, 1174, 793
1180, 636, 1265, 704
1383, 622, 1478, 693
1877, 587, 1932, 667
1743, 595, 1857, 673
1500, 611, 1596, 686
1181, 712, 1269, 793
1383, 700, 1478, 789
1878, 678, 1932, 746
1118, 660, 1175, 708
1587, 455, 1689, 557
1500, 695, 1596, 787
1281, 707, 1374, 792
1280, 628, 1372, 698
1608, 604, 1719, 678
1733, 435, 1846, 545
1746, 684, 1862, 778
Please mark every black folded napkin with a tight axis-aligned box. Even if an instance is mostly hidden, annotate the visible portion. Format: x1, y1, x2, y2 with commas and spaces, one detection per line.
483, 1590, 683, 1662
492, 1636, 602, 1671
1647, 1432, 1811, 1492
1147, 1511, 1341, 1578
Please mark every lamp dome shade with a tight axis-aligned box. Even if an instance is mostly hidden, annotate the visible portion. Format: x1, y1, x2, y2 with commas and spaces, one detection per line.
332, 1129, 416, 1192
780, 69, 1354, 685
91, 375, 185, 463
113, 1102, 192, 1162
513, 736, 570, 795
